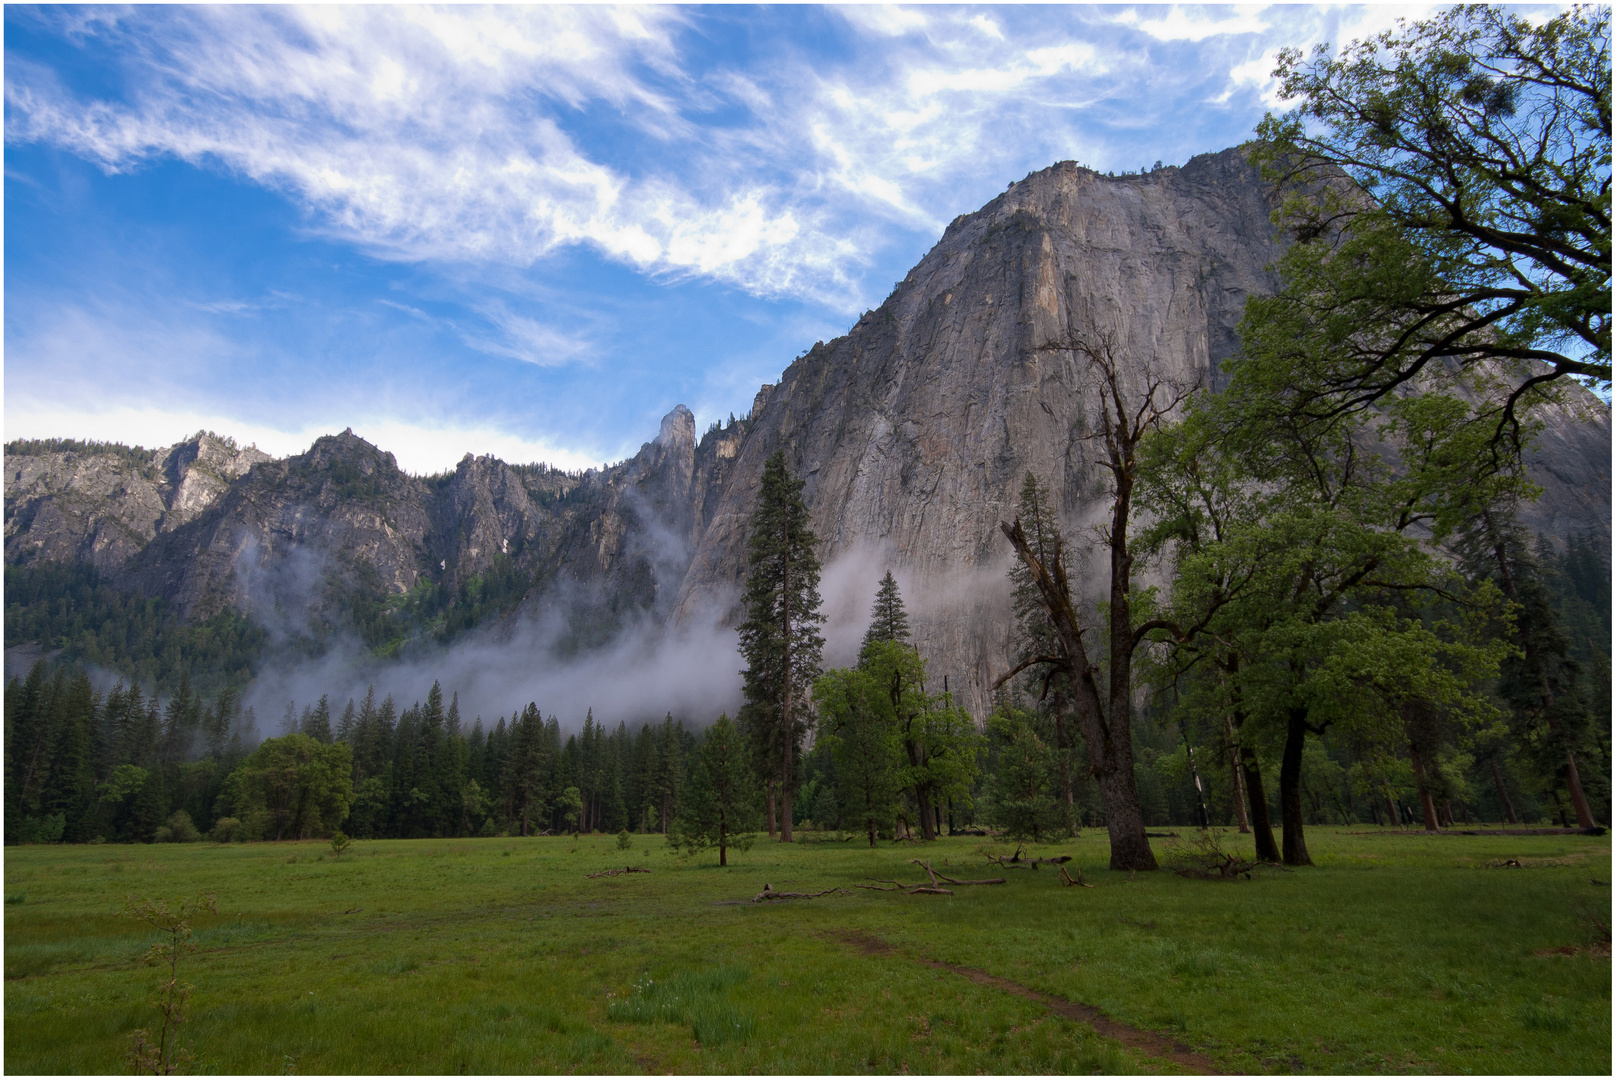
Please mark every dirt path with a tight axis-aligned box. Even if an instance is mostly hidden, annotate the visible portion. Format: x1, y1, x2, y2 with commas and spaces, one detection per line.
831, 930, 1224, 1075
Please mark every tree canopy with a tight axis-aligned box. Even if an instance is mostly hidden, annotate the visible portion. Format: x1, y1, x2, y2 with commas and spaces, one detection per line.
1253, 5, 1610, 440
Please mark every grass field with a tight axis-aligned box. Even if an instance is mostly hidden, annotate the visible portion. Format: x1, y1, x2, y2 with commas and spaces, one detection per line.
5, 827, 1610, 1074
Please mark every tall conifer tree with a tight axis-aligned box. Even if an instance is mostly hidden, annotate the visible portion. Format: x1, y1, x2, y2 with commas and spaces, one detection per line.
738, 450, 824, 842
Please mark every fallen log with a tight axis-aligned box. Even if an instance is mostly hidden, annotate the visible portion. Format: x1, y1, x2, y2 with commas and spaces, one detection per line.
853, 878, 956, 896
752, 886, 849, 902
586, 866, 652, 878
985, 852, 1072, 870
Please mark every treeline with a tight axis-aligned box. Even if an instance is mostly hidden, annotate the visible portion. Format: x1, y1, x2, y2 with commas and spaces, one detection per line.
9, 435, 1606, 852
2, 664, 702, 845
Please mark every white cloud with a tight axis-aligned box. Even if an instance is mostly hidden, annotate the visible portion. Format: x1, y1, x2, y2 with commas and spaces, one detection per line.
3, 397, 604, 476
9, 3, 1459, 325
969, 15, 1006, 41
837, 5, 930, 38
459, 303, 594, 368
1119, 5, 1271, 43
6, 7, 862, 306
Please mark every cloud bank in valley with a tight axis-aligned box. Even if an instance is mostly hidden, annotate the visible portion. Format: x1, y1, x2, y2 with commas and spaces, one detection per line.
231, 542, 1010, 739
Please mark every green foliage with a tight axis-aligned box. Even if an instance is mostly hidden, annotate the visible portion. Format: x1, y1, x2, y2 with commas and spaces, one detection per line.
812, 666, 901, 844
161, 811, 200, 844
860, 570, 911, 651
217, 736, 353, 841
1255, 5, 1611, 420
984, 701, 1064, 841
737, 450, 825, 818
673, 714, 759, 865
4, 563, 268, 698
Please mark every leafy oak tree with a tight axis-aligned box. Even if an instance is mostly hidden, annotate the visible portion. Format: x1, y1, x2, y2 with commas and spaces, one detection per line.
1253, 5, 1611, 443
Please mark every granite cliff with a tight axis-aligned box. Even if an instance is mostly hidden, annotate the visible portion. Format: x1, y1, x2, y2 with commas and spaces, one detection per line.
6, 148, 1609, 718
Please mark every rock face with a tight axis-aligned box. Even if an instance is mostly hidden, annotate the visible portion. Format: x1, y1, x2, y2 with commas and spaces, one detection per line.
5, 148, 1610, 718
669, 150, 1303, 713
5, 433, 271, 573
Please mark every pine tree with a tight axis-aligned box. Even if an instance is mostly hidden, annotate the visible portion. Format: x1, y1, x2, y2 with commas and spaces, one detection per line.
1459, 509, 1601, 827
303, 694, 333, 743
861, 571, 910, 653
674, 713, 760, 866
1007, 471, 1081, 836
738, 449, 825, 842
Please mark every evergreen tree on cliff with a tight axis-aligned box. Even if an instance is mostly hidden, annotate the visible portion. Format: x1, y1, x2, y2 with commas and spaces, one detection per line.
738, 450, 824, 842
861, 571, 910, 652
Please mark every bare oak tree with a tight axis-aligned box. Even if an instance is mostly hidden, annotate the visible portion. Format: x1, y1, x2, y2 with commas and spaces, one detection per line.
997, 331, 1191, 872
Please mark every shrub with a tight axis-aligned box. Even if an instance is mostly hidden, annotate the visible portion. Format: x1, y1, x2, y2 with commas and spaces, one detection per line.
153, 826, 174, 843
616, 829, 633, 851
166, 811, 201, 843
209, 817, 242, 843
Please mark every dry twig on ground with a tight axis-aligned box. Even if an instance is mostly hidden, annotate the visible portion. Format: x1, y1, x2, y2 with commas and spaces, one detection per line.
751, 885, 850, 902
586, 866, 652, 878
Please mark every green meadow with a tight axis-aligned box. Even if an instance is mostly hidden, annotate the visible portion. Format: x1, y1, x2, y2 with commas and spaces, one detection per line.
5, 827, 1609, 1075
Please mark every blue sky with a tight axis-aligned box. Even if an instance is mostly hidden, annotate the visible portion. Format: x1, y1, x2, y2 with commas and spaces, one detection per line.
6, 4, 1459, 474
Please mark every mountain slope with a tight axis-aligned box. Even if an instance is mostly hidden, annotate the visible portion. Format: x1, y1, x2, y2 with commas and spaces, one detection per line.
6, 148, 1609, 718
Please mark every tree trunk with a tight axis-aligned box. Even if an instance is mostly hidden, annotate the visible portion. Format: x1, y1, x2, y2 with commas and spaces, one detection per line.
1228, 728, 1251, 833
1564, 753, 1596, 829
1408, 742, 1441, 832
999, 520, 1156, 871
1490, 759, 1518, 824
914, 784, 935, 841
1239, 744, 1280, 862
1053, 708, 1077, 835
779, 543, 796, 844
765, 780, 777, 838
1278, 708, 1313, 866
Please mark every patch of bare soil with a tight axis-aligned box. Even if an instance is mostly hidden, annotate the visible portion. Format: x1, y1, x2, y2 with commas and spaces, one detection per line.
1535, 942, 1612, 959
827, 929, 1223, 1074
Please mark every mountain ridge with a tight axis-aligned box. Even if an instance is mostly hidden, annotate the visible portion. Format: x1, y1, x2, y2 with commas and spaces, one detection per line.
7, 147, 1610, 720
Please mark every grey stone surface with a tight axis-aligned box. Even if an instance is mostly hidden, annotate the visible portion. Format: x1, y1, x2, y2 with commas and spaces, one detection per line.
6, 148, 1608, 719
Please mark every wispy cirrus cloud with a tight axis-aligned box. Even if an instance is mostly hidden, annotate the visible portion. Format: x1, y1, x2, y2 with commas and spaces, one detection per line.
6, 4, 1334, 317
6, 6, 865, 305
9, 3, 1513, 473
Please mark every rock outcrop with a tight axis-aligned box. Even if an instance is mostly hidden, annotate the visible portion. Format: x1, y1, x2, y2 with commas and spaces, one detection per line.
5, 433, 271, 573
6, 148, 1609, 718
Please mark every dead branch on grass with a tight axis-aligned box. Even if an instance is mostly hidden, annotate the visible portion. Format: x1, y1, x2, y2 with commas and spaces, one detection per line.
1058, 865, 1094, 888
911, 859, 1005, 886
852, 878, 956, 896
751, 886, 850, 902
982, 846, 1073, 870
586, 866, 652, 878
1164, 831, 1269, 880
